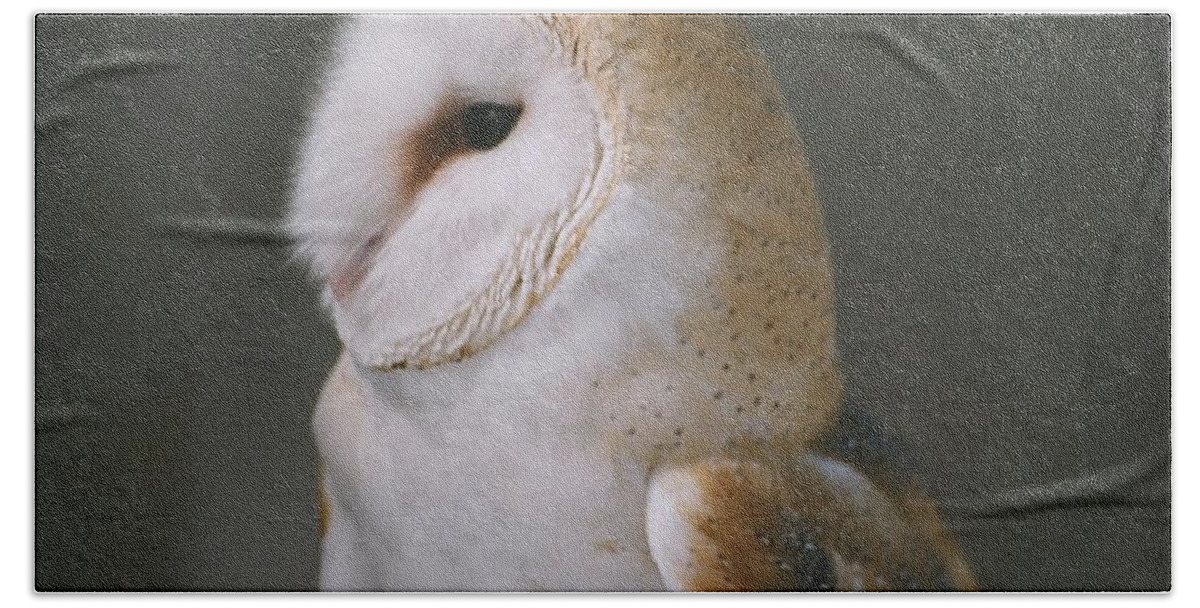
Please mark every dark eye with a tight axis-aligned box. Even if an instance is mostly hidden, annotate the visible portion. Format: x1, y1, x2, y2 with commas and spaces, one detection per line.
459, 102, 522, 151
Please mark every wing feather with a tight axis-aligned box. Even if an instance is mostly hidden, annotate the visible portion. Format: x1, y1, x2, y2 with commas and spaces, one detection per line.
645, 456, 976, 591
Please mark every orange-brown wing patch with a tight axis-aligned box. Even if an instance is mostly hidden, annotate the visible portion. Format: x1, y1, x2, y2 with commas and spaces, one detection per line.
657, 456, 976, 591
670, 460, 832, 591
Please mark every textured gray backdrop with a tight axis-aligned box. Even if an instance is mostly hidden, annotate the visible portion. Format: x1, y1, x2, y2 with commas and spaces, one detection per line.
35, 14, 1170, 591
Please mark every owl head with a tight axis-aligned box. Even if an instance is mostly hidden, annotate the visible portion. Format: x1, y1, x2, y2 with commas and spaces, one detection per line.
291, 15, 841, 444
290, 15, 625, 370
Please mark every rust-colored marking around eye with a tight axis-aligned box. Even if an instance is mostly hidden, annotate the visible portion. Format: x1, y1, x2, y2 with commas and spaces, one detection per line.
330, 97, 527, 306
330, 98, 472, 305
393, 98, 472, 210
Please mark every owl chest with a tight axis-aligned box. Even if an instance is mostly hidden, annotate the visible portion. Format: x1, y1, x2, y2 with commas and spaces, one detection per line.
316, 229, 711, 589
319, 371, 668, 591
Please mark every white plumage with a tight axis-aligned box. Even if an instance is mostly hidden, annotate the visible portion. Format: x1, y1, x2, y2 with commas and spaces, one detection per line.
291, 14, 975, 591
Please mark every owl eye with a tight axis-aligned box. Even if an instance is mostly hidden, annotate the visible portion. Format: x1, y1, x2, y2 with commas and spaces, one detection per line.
459, 102, 522, 151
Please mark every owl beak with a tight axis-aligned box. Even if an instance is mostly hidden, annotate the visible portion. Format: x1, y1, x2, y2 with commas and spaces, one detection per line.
331, 230, 388, 303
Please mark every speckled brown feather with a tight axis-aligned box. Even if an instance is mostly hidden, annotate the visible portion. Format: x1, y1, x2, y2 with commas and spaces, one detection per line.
543, 14, 840, 469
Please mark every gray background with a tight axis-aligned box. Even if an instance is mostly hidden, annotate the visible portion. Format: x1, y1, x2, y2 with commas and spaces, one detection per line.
34, 14, 1170, 591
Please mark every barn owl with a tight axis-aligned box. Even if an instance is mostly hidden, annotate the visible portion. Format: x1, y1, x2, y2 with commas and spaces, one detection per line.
289, 14, 976, 591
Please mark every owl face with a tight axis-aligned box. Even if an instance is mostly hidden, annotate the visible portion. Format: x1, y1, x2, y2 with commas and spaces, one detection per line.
290, 15, 622, 370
